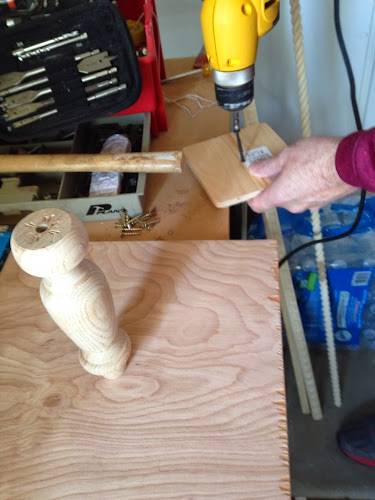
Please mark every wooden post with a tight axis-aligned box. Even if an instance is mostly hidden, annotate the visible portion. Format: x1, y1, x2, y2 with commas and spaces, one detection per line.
10, 208, 131, 379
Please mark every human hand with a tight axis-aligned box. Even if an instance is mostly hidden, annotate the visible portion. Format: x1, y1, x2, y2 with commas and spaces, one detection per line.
248, 136, 358, 213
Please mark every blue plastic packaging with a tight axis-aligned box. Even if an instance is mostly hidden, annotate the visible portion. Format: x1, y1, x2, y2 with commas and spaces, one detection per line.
249, 193, 375, 348
0, 231, 11, 272
293, 268, 375, 347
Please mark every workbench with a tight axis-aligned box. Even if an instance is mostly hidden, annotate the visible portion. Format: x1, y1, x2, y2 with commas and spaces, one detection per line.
0, 58, 290, 499
84, 58, 233, 242
0, 59, 233, 239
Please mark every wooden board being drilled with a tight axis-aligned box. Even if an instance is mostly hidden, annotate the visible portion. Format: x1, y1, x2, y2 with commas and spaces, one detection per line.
183, 123, 286, 208
0, 240, 289, 499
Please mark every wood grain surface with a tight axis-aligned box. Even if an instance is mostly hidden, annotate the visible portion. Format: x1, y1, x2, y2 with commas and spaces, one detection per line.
0, 240, 289, 499
183, 123, 285, 208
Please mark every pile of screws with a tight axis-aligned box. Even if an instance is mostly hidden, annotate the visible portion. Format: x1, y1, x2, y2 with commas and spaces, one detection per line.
114, 209, 159, 236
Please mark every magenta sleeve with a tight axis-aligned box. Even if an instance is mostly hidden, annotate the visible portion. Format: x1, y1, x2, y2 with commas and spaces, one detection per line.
335, 127, 375, 191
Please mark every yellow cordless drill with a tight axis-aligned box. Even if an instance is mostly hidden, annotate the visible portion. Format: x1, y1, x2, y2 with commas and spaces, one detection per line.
201, 0, 279, 158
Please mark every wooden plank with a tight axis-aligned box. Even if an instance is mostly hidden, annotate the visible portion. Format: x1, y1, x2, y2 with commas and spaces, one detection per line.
0, 240, 290, 499
263, 209, 322, 419
0, 152, 182, 174
240, 104, 321, 418
183, 123, 283, 208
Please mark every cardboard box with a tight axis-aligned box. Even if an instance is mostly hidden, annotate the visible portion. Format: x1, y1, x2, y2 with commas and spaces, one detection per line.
0, 113, 149, 221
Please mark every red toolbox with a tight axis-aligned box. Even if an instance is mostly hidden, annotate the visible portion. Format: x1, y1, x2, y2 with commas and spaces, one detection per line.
115, 0, 167, 136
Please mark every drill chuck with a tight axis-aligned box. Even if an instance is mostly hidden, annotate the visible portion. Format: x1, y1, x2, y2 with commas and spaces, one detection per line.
212, 65, 254, 111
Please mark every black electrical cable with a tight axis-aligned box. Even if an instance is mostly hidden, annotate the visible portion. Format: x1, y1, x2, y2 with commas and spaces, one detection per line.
279, 0, 366, 268
278, 189, 366, 267
334, 0, 363, 132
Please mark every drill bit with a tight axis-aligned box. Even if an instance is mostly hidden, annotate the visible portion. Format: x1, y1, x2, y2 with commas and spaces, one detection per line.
233, 111, 245, 163
1, 87, 52, 110
0, 66, 46, 91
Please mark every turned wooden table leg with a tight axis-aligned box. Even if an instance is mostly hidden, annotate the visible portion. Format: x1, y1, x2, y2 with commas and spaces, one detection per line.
10, 208, 131, 379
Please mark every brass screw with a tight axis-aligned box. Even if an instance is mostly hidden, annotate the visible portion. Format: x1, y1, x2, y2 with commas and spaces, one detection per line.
114, 208, 158, 235
120, 209, 129, 224
127, 212, 147, 225
145, 218, 160, 230
121, 226, 141, 232
142, 209, 157, 219
121, 230, 142, 236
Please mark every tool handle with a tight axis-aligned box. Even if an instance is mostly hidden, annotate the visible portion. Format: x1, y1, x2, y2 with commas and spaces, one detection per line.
0, 151, 182, 173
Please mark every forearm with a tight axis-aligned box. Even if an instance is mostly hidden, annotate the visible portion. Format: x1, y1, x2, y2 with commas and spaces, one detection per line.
336, 127, 375, 191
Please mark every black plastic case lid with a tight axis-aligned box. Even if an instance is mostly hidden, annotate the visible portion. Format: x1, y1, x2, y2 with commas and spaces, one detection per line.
0, 0, 142, 142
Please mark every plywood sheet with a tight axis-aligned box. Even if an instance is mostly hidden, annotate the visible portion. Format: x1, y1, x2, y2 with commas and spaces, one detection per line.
0, 240, 289, 499
183, 123, 286, 208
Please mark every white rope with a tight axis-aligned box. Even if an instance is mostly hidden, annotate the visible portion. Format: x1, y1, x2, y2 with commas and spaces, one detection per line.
163, 93, 216, 118
289, 0, 342, 407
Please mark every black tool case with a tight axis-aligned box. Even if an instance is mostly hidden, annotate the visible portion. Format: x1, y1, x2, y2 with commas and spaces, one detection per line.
0, 0, 142, 142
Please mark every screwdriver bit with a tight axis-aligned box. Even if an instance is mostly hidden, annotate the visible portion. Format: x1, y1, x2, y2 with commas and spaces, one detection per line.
87, 83, 127, 102
85, 78, 118, 94
81, 67, 118, 83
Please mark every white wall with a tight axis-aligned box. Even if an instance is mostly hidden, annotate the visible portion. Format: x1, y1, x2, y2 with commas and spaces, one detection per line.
256, 0, 375, 143
155, 0, 204, 59
155, 0, 375, 144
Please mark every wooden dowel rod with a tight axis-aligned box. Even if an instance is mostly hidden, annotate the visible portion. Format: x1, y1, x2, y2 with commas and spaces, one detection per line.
0, 151, 182, 173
